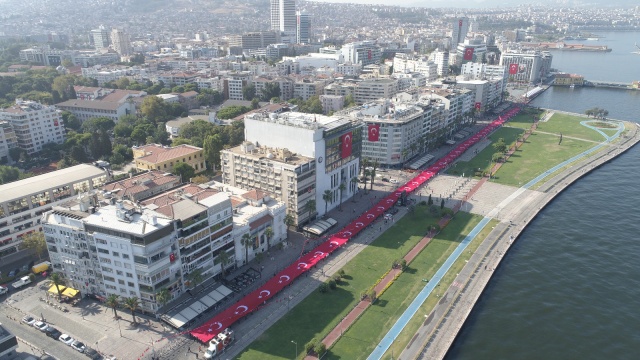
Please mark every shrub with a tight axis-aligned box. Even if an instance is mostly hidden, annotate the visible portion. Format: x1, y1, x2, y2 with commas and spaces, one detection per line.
368, 290, 377, 303
419, 200, 427, 206
400, 259, 407, 270
332, 273, 341, 283
305, 339, 317, 354
319, 282, 329, 293
338, 269, 345, 277
314, 342, 326, 355
328, 279, 337, 290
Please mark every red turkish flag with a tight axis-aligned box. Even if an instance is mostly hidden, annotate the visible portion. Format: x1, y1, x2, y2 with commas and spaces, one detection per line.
475, 102, 482, 110
509, 63, 518, 75
367, 50, 372, 60
459, 19, 463, 28
463, 47, 474, 61
340, 131, 353, 159
368, 124, 380, 142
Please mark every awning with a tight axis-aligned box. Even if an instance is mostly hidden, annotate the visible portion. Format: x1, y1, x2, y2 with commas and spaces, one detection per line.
48, 284, 67, 295
303, 218, 337, 236
62, 287, 79, 298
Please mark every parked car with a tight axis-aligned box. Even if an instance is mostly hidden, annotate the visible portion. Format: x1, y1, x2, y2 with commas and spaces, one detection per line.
71, 340, 86, 353
390, 179, 398, 184
8, 269, 17, 277
45, 327, 61, 339
33, 321, 48, 332
0, 285, 8, 295
389, 207, 399, 215
22, 315, 36, 325
59, 334, 75, 345
84, 347, 102, 360
381, 177, 389, 182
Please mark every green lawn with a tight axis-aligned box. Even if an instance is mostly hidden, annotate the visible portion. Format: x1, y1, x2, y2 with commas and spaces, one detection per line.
238, 205, 444, 360
448, 127, 525, 178
537, 113, 607, 142
326, 213, 488, 360
503, 108, 543, 130
491, 132, 595, 186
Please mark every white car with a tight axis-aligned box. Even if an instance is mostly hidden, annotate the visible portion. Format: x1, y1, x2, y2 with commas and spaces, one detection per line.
33, 321, 48, 332
59, 334, 74, 345
71, 340, 86, 353
0, 285, 7, 295
390, 179, 399, 184
22, 315, 36, 325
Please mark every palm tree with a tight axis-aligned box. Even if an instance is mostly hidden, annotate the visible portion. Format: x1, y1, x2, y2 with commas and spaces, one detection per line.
50, 272, 65, 300
283, 213, 295, 232
188, 268, 204, 292
217, 250, 231, 278
338, 182, 346, 210
322, 190, 333, 215
155, 288, 170, 310
241, 233, 253, 265
362, 169, 370, 193
369, 159, 378, 191
123, 297, 139, 324
304, 199, 316, 224
350, 177, 358, 201
106, 294, 120, 319
264, 226, 274, 250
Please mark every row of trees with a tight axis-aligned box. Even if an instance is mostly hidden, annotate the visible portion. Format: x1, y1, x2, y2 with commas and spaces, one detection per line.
0, 68, 96, 107
242, 83, 281, 102
585, 107, 609, 119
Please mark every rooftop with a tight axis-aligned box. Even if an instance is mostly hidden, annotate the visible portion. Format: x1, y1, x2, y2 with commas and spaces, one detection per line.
55, 99, 124, 111
0, 164, 107, 204
225, 143, 313, 167
141, 184, 222, 220
245, 111, 353, 132
134, 144, 203, 165
84, 203, 172, 235
101, 171, 181, 200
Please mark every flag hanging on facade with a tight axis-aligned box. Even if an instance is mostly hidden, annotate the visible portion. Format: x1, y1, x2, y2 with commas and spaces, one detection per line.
368, 124, 380, 142
509, 63, 518, 75
340, 132, 353, 159
463, 47, 474, 61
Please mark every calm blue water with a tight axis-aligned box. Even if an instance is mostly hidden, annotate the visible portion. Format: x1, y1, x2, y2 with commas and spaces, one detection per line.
447, 31, 640, 360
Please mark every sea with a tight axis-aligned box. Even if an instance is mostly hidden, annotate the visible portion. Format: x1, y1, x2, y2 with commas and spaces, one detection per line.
447, 31, 640, 360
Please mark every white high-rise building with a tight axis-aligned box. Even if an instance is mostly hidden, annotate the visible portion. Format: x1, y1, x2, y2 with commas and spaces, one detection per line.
110, 28, 132, 56
451, 17, 470, 48
341, 41, 381, 67
0, 99, 65, 154
431, 50, 450, 77
500, 51, 553, 83
271, 0, 297, 36
296, 12, 312, 44
91, 25, 110, 51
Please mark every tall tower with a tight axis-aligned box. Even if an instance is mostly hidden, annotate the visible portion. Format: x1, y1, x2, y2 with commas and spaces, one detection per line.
110, 28, 132, 56
271, 0, 296, 36
296, 12, 311, 44
451, 17, 470, 48
91, 25, 110, 51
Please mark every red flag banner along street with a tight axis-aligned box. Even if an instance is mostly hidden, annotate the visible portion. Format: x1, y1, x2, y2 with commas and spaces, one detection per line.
340, 131, 353, 159
509, 63, 518, 75
368, 124, 380, 142
463, 47, 474, 61
474, 102, 481, 110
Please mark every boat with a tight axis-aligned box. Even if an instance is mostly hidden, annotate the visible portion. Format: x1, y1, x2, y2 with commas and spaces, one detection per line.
632, 42, 640, 55
569, 84, 575, 89
586, 37, 599, 41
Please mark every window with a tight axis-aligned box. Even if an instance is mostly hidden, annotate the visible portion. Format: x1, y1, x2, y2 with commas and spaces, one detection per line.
124, 263, 131, 269
128, 282, 135, 287
126, 273, 133, 278
98, 248, 109, 254
103, 276, 115, 282
118, 279, 125, 285
122, 254, 130, 259
116, 270, 124, 276
114, 261, 122, 267
112, 252, 119, 257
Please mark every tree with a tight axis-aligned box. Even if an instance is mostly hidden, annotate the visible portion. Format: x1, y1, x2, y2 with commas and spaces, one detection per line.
428, 194, 433, 206
492, 138, 507, 153
172, 162, 195, 181
344, 94, 356, 108
264, 226, 274, 250
50, 272, 65, 300
123, 297, 140, 324
187, 268, 203, 292
338, 182, 347, 210
155, 288, 170, 309
0, 165, 21, 184
217, 250, 231, 278
60, 111, 81, 132
440, 198, 445, 210
82, 117, 116, 134
322, 190, 333, 215
216, 105, 251, 120
106, 294, 120, 318
242, 84, 256, 101
203, 134, 224, 171
369, 159, 378, 191
139, 96, 165, 123
241, 233, 253, 265
251, 97, 260, 109
191, 175, 209, 184
305, 199, 316, 223
284, 213, 295, 231
21, 232, 46, 260
260, 83, 281, 101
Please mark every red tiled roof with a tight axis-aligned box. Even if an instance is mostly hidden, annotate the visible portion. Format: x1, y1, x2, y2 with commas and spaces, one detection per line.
101, 170, 180, 199
242, 189, 269, 201
249, 214, 273, 230
135, 144, 202, 165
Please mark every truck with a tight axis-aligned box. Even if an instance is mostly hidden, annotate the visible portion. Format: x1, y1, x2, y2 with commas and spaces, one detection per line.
32, 261, 51, 274
12, 276, 32, 289
203, 328, 234, 359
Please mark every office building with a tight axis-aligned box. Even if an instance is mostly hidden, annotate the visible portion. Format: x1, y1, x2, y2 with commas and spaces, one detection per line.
0, 99, 65, 154
500, 50, 553, 83
341, 41, 381, 67
228, 31, 281, 50
320, 95, 344, 114
392, 54, 438, 82
354, 78, 399, 104
0, 164, 109, 259
132, 144, 206, 174
296, 12, 312, 44
455, 39, 487, 66
110, 28, 132, 56
91, 26, 110, 51
451, 17, 470, 47
271, 0, 297, 36
431, 50, 450, 77
0, 121, 17, 163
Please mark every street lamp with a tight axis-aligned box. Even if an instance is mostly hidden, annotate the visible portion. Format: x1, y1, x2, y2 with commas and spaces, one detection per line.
291, 340, 297, 359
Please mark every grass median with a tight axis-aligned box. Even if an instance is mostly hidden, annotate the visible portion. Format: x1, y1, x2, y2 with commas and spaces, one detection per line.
325, 212, 489, 360
238, 205, 445, 360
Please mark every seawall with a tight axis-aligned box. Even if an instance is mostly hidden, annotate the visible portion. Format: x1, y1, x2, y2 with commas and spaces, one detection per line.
402, 119, 640, 360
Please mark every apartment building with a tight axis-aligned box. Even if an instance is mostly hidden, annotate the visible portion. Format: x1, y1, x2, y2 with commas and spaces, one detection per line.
223, 72, 253, 100
392, 54, 438, 82
132, 144, 206, 174
90, 26, 110, 51
341, 41, 381, 67
320, 95, 344, 114
500, 50, 553, 83
324, 82, 356, 98
293, 78, 329, 100
0, 99, 65, 154
455, 39, 488, 66
0, 164, 109, 259
354, 78, 399, 104
110, 28, 132, 56
156, 72, 198, 87
55, 99, 135, 123
228, 31, 281, 50
227, 112, 362, 224
0, 121, 17, 163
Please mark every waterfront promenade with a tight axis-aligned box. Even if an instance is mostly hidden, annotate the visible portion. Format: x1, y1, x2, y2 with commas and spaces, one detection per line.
400, 120, 640, 360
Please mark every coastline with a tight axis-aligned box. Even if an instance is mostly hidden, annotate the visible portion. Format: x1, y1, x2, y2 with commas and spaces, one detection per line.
400, 118, 640, 360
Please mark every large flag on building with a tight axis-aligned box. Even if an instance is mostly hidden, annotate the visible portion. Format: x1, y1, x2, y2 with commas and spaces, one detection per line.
463, 47, 474, 61
475, 102, 482, 110
509, 63, 518, 75
340, 132, 353, 158
368, 124, 380, 142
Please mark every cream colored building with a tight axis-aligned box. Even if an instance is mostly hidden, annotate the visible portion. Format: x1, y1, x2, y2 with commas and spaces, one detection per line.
133, 144, 206, 174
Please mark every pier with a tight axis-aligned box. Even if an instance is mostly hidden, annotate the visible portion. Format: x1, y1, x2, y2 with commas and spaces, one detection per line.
583, 80, 638, 90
